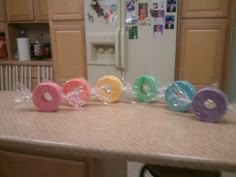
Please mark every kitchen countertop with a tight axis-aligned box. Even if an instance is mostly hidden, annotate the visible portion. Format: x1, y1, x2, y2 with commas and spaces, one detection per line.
0, 91, 236, 172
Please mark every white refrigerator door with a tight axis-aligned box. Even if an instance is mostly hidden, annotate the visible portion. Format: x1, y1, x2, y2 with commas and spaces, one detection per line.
121, 0, 177, 86
84, 0, 122, 85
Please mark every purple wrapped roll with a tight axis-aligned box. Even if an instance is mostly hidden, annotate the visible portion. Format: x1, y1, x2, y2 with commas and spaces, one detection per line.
192, 88, 228, 122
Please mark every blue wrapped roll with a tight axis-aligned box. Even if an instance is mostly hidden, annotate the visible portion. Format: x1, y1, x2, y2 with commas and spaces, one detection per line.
165, 81, 196, 112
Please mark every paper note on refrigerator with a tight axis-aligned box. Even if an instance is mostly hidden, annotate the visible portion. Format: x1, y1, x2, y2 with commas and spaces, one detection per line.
126, 0, 137, 24
152, 0, 165, 10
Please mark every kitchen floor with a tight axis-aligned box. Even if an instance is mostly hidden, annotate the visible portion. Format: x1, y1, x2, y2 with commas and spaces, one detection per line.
127, 162, 236, 177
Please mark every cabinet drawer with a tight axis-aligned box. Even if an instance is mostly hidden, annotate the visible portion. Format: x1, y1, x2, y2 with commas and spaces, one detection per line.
0, 150, 88, 177
181, 0, 229, 18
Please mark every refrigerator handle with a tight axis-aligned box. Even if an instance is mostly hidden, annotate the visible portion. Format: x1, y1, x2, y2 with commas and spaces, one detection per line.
120, 26, 127, 71
114, 27, 120, 68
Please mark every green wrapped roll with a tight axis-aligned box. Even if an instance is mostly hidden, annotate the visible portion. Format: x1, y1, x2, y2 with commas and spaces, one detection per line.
132, 75, 159, 103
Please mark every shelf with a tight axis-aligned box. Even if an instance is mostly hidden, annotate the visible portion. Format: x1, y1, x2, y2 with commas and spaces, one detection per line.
0, 59, 52, 66
7, 21, 49, 24
0, 58, 8, 61
7, 23, 51, 59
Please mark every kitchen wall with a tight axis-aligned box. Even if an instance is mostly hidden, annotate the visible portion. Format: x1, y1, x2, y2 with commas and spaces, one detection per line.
228, 15, 236, 102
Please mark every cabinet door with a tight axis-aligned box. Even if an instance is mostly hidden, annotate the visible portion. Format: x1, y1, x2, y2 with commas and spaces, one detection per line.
0, 0, 5, 21
0, 150, 88, 177
34, 0, 48, 21
48, 0, 84, 20
0, 23, 9, 59
177, 19, 227, 89
181, 0, 229, 18
6, 0, 34, 21
0, 22, 6, 32
50, 21, 87, 83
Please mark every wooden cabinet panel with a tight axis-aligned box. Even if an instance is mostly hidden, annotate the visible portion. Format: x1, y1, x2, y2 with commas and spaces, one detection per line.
6, 0, 34, 21
177, 19, 227, 89
181, 0, 229, 18
50, 21, 87, 83
0, 0, 5, 21
34, 0, 49, 21
0, 23, 9, 59
48, 0, 84, 20
0, 22, 6, 32
0, 150, 88, 177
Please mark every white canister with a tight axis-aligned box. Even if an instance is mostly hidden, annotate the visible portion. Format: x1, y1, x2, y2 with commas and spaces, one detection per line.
17, 38, 31, 61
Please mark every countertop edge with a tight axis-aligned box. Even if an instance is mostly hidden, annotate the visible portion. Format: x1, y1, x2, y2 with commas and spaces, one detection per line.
1, 136, 236, 172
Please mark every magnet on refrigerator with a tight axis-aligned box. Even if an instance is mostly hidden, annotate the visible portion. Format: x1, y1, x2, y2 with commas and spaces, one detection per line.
165, 15, 175, 29
138, 3, 148, 21
129, 26, 138, 39
153, 25, 163, 39
166, 0, 176, 13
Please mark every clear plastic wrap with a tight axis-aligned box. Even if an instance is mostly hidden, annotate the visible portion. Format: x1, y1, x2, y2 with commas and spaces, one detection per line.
14, 79, 91, 111
121, 81, 137, 103
228, 101, 236, 114
14, 81, 64, 112
64, 85, 88, 109
14, 82, 32, 108
63, 78, 91, 109
121, 75, 168, 104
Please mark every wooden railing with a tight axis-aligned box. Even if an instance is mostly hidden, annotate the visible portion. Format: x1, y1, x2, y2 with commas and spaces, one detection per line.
0, 61, 53, 91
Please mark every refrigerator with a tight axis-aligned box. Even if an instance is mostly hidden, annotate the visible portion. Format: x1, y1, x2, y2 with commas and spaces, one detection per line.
84, 0, 178, 86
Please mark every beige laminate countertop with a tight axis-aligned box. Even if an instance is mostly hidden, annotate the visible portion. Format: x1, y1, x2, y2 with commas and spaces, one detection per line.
0, 92, 236, 172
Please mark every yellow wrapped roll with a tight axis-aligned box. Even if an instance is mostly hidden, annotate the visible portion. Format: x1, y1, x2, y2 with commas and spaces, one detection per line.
96, 75, 123, 103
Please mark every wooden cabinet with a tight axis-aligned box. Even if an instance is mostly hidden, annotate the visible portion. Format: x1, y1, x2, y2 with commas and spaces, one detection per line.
48, 0, 87, 83
6, 0, 34, 21
48, 0, 84, 20
6, 0, 49, 21
0, 0, 5, 21
50, 21, 87, 84
181, 0, 230, 18
0, 23, 9, 59
177, 19, 227, 89
0, 150, 91, 177
0, 22, 6, 32
34, 0, 49, 21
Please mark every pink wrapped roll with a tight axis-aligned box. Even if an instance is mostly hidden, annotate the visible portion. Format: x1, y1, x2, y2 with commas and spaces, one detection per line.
63, 78, 91, 107
32, 82, 64, 112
